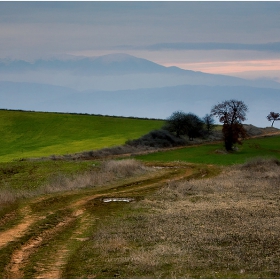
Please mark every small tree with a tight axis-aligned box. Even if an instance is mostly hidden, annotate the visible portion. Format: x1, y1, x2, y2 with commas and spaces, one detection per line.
267, 112, 280, 127
203, 114, 215, 134
211, 99, 248, 151
164, 111, 188, 138
184, 113, 204, 140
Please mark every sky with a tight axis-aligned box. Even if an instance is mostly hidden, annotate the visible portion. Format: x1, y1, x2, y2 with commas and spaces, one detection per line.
0, 1, 280, 81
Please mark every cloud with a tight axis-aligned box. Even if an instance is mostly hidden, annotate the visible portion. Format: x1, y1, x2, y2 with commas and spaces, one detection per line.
169, 59, 280, 75
114, 42, 280, 53
0, 1, 280, 65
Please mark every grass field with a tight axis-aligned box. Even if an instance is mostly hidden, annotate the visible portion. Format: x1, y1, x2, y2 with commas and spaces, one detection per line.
1, 109, 280, 278
135, 135, 280, 165
0, 110, 164, 162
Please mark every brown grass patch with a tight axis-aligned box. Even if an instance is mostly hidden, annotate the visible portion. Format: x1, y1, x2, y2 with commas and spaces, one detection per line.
84, 158, 280, 278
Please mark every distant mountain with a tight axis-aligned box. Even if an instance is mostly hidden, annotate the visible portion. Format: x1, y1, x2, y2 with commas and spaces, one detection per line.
1, 53, 280, 91
1, 81, 280, 128
0, 53, 279, 128
0, 53, 180, 75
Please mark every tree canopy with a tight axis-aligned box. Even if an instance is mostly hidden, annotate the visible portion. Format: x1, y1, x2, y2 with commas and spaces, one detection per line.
164, 111, 188, 138
164, 111, 203, 140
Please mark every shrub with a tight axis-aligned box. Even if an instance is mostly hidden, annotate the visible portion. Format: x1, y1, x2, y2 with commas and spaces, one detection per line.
164, 111, 205, 140
126, 129, 187, 148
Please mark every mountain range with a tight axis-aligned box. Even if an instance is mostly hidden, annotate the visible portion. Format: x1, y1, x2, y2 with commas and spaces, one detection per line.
0, 53, 280, 128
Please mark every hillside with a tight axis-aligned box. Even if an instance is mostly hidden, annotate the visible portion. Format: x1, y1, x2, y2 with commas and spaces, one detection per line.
0, 110, 164, 162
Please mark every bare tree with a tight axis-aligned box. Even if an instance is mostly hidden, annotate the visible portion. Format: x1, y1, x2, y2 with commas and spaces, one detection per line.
267, 112, 280, 127
211, 99, 248, 151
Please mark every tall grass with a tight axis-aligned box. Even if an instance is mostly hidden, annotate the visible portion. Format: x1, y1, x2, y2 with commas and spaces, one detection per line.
0, 159, 148, 206
43, 159, 147, 193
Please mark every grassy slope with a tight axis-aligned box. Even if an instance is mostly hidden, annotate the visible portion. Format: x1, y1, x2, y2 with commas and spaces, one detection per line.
0, 110, 164, 162
136, 135, 280, 165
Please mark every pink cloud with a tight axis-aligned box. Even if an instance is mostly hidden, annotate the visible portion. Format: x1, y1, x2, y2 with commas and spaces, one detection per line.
164, 59, 280, 75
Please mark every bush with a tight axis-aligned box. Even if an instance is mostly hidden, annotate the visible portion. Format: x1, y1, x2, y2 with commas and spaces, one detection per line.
164, 111, 205, 140
126, 129, 187, 148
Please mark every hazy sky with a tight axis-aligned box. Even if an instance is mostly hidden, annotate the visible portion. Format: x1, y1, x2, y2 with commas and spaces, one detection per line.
1, 1, 280, 81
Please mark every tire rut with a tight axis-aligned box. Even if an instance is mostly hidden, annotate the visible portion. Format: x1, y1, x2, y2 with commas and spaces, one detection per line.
4, 216, 74, 279
0, 206, 37, 249
0, 194, 59, 249
35, 210, 92, 279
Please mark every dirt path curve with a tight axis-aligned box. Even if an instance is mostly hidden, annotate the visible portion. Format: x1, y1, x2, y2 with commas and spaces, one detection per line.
1, 164, 201, 279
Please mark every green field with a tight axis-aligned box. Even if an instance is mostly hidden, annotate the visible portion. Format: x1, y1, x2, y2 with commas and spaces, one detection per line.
0, 110, 164, 162
135, 135, 280, 165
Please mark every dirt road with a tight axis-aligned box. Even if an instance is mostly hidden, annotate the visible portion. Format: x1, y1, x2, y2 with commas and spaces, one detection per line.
0, 163, 204, 279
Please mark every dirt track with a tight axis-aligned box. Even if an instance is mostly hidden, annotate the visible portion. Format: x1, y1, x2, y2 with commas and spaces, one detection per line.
0, 164, 200, 279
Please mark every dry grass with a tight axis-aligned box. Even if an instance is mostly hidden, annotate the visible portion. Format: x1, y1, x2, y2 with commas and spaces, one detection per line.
44, 159, 147, 193
85, 158, 280, 278
0, 159, 148, 206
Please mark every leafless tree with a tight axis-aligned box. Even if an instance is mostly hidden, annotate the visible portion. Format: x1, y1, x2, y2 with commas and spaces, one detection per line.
211, 99, 248, 151
267, 112, 280, 127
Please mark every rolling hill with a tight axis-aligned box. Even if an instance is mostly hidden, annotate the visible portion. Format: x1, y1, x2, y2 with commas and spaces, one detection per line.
0, 110, 164, 162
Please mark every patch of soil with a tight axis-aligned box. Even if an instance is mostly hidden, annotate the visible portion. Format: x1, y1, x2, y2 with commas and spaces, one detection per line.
0, 206, 36, 249
0, 211, 17, 227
